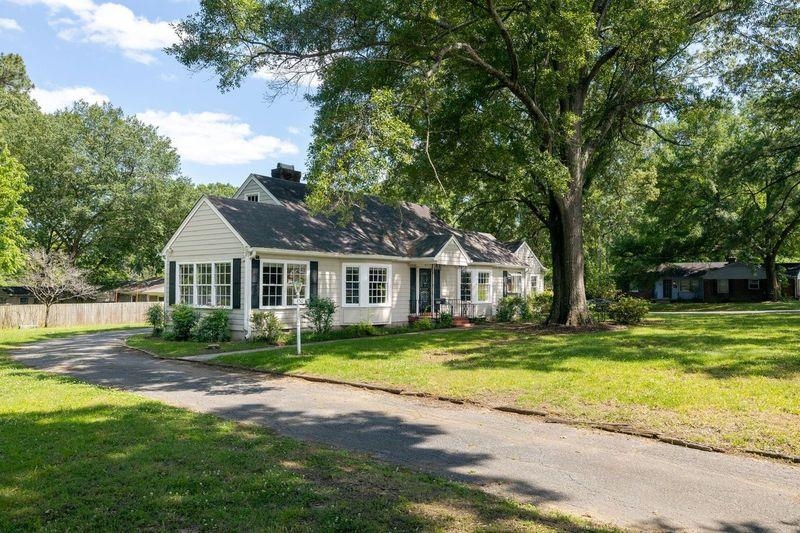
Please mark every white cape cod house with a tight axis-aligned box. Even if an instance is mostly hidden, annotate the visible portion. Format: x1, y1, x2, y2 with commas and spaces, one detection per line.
162, 164, 546, 338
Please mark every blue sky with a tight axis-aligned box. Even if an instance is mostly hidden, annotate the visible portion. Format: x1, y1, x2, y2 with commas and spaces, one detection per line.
0, 0, 315, 185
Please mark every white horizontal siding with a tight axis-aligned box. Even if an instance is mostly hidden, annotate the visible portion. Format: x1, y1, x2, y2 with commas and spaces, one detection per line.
235, 177, 279, 204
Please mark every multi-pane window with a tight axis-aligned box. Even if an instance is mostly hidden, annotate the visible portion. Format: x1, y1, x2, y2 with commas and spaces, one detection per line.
215, 262, 232, 306
531, 275, 539, 294
748, 279, 760, 290
368, 267, 388, 304
178, 262, 232, 307
342, 264, 390, 306
286, 263, 307, 305
246, 194, 259, 202
476, 271, 490, 302
460, 271, 472, 302
345, 266, 360, 305
508, 273, 522, 295
179, 264, 195, 305
196, 263, 213, 306
262, 263, 284, 307
259, 261, 309, 307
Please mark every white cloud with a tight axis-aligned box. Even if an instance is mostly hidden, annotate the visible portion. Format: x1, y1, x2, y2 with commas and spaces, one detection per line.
9, 0, 176, 64
31, 85, 109, 112
0, 18, 23, 32
137, 110, 299, 166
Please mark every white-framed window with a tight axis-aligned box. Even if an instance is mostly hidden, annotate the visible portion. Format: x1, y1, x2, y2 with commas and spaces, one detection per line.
460, 270, 472, 301
748, 279, 760, 290
260, 260, 309, 308
286, 263, 307, 305
530, 275, 539, 294
179, 264, 194, 305
246, 193, 259, 202
717, 279, 729, 294
177, 262, 233, 308
341, 263, 392, 307
476, 271, 491, 302
508, 273, 522, 295
344, 266, 360, 305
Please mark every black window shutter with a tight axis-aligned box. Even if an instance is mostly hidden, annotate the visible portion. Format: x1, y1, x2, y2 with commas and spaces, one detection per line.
251, 258, 260, 309
434, 268, 441, 301
309, 261, 319, 299
410, 267, 416, 309
168, 261, 176, 305
232, 258, 241, 309
502, 270, 509, 297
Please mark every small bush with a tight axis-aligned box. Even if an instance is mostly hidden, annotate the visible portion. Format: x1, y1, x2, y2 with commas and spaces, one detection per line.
251, 311, 285, 344
192, 309, 231, 342
437, 312, 453, 328
608, 296, 649, 325
145, 304, 165, 336
495, 296, 522, 322
588, 298, 612, 323
412, 316, 434, 330
170, 304, 198, 341
342, 322, 378, 337
303, 297, 337, 335
526, 292, 553, 323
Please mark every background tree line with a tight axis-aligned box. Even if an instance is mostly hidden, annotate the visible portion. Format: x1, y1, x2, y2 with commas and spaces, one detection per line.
0, 53, 236, 289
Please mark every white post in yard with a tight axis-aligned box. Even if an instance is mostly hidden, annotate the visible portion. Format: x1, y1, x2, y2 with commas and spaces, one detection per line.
291, 277, 303, 355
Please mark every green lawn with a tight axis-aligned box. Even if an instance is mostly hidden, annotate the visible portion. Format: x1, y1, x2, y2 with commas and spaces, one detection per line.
126, 334, 257, 357
649, 300, 800, 312
217, 314, 800, 457
0, 326, 606, 532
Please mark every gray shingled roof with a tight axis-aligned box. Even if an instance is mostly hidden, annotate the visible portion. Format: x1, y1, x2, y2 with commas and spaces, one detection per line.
656, 262, 728, 278
208, 175, 524, 265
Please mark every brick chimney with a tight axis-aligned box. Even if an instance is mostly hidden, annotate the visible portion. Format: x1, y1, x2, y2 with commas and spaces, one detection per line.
271, 163, 301, 182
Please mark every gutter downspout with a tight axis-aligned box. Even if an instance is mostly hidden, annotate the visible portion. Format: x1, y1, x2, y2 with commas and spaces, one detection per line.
243, 247, 254, 339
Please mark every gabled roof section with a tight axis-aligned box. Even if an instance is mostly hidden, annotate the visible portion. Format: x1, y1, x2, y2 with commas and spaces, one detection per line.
656, 262, 727, 278
233, 174, 282, 205
205, 175, 527, 265
162, 196, 249, 255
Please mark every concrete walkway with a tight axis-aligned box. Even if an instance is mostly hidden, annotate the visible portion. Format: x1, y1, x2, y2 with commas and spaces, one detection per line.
10, 330, 800, 532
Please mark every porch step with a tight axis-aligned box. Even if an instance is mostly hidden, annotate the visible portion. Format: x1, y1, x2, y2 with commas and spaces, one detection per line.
452, 316, 472, 328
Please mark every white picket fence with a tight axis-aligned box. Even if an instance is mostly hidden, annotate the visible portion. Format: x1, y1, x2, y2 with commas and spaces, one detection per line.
0, 302, 153, 329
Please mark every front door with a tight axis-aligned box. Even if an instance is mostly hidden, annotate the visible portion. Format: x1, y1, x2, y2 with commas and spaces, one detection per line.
419, 268, 432, 312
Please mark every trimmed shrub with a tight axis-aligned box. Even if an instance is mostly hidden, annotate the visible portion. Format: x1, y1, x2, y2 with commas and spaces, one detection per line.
412, 316, 434, 330
192, 309, 231, 342
495, 296, 522, 322
303, 297, 337, 335
526, 292, 553, 324
588, 298, 612, 323
608, 296, 649, 325
437, 312, 453, 328
145, 304, 165, 336
342, 322, 379, 337
251, 311, 285, 344
170, 304, 198, 341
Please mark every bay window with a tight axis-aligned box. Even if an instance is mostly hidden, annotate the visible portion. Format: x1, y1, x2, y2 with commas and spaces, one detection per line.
341, 263, 391, 307
260, 260, 308, 307
177, 262, 233, 307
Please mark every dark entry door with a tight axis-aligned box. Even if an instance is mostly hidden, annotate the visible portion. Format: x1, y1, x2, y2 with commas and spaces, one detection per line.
419, 269, 432, 312
663, 279, 672, 300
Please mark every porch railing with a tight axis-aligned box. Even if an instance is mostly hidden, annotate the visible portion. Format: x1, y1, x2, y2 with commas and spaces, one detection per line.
409, 298, 477, 319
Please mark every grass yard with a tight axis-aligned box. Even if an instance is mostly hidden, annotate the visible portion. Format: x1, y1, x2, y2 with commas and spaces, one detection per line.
126, 334, 256, 358
217, 314, 800, 457
649, 300, 800, 312
0, 326, 607, 532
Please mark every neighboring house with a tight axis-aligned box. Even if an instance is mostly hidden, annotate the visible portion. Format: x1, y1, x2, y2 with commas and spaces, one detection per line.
640, 258, 800, 301
112, 277, 165, 302
0, 286, 36, 305
162, 164, 546, 339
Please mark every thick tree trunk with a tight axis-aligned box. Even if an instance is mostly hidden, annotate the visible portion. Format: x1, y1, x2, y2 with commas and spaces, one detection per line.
764, 253, 780, 301
547, 188, 590, 326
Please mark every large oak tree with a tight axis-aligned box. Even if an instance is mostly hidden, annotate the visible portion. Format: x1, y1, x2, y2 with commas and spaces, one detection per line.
170, 0, 750, 324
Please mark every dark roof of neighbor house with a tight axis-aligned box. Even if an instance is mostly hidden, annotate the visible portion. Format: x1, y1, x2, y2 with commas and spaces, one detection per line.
780, 263, 800, 276
209, 175, 525, 265
114, 277, 164, 293
656, 262, 728, 278
0, 286, 32, 296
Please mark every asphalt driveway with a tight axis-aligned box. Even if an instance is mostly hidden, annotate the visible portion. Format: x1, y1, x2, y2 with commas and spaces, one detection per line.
10, 330, 800, 532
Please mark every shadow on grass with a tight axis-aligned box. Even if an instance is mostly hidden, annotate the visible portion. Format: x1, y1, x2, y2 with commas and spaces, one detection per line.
221, 315, 800, 380
0, 401, 599, 532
